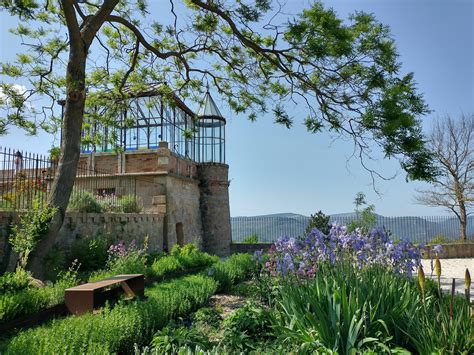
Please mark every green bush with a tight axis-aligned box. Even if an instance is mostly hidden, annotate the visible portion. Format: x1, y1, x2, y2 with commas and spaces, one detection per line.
68, 192, 102, 213
305, 210, 331, 235
66, 235, 110, 275
150, 324, 212, 353
0, 269, 30, 293
208, 253, 255, 292
428, 235, 451, 245
0, 266, 78, 323
241, 233, 258, 244
221, 302, 274, 351
2, 274, 217, 354
9, 201, 57, 268
192, 307, 222, 327
119, 195, 142, 213
149, 244, 218, 279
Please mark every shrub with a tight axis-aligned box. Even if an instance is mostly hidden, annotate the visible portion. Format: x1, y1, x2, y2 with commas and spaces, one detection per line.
0, 264, 78, 323
65, 235, 110, 275
2, 274, 217, 354
208, 253, 255, 292
9, 201, 57, 268
149, 244, 218, 279
192, 307, 222, 327
0, 269, 30, 293
68, 191, 102, 213
119, 195, 142, 213
428, 235, 451, 245
150, 324, 212, 353
305, 210, 330, 235
221, 302, 274, 351
88, 240, 147, 282
242, 233, 259, 244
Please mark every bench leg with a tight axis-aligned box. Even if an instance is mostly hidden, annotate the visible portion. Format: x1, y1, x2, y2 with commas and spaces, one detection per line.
121, 276, 144, 298
65, 291, 94, 315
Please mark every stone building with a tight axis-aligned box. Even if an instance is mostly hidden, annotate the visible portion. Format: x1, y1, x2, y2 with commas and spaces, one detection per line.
76, 86, 232, 256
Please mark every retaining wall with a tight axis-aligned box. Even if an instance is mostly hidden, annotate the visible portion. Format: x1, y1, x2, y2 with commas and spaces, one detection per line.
0, 211, 164, 273
423, 243, 474, 259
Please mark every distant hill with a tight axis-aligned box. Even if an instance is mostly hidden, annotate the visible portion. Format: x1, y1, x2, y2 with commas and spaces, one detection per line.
231, 213, 474, 243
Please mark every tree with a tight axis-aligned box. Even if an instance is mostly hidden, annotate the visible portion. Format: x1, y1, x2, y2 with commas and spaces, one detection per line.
305, 210, 330, 235
416, 114, 474, 241
347, 192, 377, 233
0, 0, 436, 276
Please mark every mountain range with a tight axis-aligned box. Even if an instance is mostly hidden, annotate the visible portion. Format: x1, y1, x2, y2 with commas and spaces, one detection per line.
231, 213, 474, 244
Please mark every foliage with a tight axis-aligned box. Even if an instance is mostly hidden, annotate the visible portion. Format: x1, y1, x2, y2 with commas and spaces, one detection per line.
0, 262, 78, 324
0, 268, 30, 293
88, 239, 148, 282
67, 192, 102, 213
305, 210, 331, 235
428, 235, 452, 245
119, 195, 142, 213
150, 324, 212, 353
48, 147, 60, 160
207, 253, 255, 292
264, 225, 421, 278
241, 233, 259, 244
347, 192, 377, 233
0, 0, 437, 182
65, 235, 110, 275
150, 244, 218, 279
2, 274, 217, 354
9, 201, 57, 267
221, 302, 274, 351
192, 307, 222, 327
271, 262, 473, 354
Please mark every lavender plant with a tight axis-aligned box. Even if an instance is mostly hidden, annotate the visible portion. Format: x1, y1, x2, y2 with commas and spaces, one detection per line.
263, 224, 422, 278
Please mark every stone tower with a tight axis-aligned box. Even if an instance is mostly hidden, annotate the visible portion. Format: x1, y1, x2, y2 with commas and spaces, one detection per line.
197, 91, 231, 256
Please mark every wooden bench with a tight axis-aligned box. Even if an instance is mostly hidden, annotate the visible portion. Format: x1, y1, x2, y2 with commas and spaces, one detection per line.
64, 274, 144, 315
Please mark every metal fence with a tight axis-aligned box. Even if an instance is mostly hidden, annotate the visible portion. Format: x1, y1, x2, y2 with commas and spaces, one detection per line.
231, 214, 474, 244
0, 146, 138, 212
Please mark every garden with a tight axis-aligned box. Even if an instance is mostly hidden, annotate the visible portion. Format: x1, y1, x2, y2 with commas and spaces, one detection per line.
0, 223, 472, 354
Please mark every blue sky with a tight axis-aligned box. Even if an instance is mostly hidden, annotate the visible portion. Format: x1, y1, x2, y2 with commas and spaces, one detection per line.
1, 0, 473, 217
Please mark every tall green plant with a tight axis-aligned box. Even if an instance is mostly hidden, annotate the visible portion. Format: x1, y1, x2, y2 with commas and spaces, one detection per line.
347, 192, 377, 233
9, 201, 57, 268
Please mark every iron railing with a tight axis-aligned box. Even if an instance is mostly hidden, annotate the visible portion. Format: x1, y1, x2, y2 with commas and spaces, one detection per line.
0, 147, 138, 212
231, 214, 474, 244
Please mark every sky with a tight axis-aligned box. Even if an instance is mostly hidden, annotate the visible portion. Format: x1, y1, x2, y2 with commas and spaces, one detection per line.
0, 0, 473, 217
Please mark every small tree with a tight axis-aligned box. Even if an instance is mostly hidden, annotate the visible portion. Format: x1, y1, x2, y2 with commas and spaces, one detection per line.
305, 210, 331, 235
416, 114, 474, 241
347, 192, 377, 233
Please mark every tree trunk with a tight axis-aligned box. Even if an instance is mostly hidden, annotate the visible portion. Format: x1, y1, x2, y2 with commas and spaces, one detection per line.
459, 202, 467, 242
27, 45, 87, 278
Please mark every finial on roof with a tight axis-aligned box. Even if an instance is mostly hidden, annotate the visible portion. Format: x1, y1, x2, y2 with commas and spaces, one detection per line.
198, 89, 223, 118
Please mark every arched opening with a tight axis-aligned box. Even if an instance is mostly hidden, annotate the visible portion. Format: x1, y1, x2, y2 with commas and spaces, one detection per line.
176, 222, 184, 247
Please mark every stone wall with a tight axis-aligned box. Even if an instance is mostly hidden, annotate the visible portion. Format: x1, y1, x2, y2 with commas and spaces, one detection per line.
164, 175, 203, 251
0, 212, 164, 273
198, 163, 231, 257
423, 243, 474, 259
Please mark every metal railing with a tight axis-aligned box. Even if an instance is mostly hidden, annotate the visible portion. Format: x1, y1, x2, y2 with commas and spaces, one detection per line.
0, 147, 138, 212
231, 214, 474, 244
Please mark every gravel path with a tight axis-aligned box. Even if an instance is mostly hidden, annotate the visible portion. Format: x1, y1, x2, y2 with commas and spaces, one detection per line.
421, 258, 473, 302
